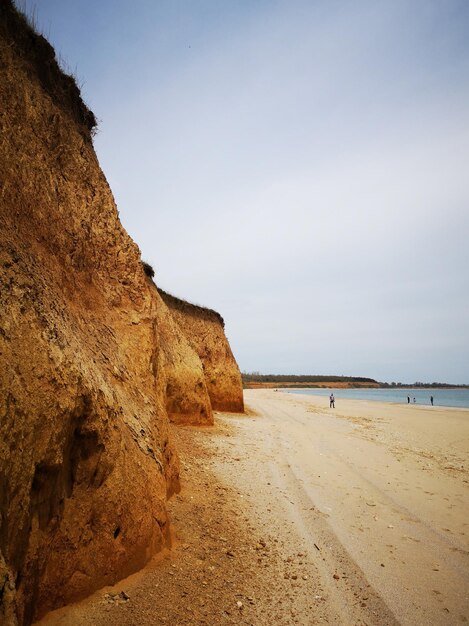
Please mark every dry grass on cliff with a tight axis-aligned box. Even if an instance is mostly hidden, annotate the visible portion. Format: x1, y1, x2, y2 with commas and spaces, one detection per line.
3, 0, 96, 138
138, 256, 224, 329
141, 261, 155, 279
157, 287, 225, 328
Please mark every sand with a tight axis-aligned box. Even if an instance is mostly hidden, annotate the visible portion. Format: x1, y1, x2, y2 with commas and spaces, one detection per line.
35, 389, 469, 626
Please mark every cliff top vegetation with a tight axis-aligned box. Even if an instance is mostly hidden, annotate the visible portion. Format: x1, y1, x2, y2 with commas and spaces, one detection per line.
2, 0, 96, 139
158, 288, 225, 328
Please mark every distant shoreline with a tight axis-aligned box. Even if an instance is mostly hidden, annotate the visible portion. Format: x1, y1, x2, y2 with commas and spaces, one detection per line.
244, 381, 379, 389
243, 381, 469, 390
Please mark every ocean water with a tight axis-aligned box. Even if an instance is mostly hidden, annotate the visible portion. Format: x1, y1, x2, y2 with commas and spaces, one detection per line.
285, 387, 469, 409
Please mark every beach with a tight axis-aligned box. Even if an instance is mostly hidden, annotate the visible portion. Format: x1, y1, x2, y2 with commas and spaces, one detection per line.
238, 390, 469, 624
36, 389, 469, 626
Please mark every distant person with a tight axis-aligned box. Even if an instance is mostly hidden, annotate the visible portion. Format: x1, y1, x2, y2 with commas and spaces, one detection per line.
407, 396, 410, 404
430, 396, 434, 406
329, 393, 335, 408
413, 397, 416, 403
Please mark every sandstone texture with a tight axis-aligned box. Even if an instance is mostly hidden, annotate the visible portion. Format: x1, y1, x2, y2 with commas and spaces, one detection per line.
152, 286, 214, 426
159, 290, 244, 413
0, 3, 242, 624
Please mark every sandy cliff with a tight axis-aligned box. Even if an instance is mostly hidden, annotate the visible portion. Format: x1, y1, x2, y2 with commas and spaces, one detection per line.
152, 284, 214, 425
0, 3, 241, 624
159, 291, 244, 413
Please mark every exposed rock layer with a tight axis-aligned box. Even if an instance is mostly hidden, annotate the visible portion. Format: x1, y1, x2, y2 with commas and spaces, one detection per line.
153, 284, 214, 426
159, 291, 244, 413
0, 3, 242, 624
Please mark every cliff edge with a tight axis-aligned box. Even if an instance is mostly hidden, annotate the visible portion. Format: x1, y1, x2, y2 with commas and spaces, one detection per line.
0, 3, 242, 624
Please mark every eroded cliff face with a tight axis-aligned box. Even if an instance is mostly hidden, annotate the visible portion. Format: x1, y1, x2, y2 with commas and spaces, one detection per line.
0, 3, 243, 624
153, 287, 214, 426
159, 291, 244, 413
0, 4, 178, 624
0, 53, 178, 626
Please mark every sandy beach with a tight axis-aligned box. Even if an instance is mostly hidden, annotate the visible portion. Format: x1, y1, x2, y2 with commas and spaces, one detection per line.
36, 389, 469, 626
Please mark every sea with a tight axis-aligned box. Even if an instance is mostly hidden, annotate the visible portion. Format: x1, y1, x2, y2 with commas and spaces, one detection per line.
284, 387, 469, 409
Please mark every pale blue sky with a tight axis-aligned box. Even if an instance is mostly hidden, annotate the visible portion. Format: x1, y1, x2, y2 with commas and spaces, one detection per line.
21, 0, 469, 383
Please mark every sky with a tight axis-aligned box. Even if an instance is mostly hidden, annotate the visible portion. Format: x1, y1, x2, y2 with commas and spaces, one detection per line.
20, 0, 469, 383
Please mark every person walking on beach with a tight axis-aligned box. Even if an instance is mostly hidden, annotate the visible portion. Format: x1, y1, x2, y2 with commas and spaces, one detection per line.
413, 397, 416, 403
407, 396, 410, 404
430, 396, 434, 406
329, 393, 335, 408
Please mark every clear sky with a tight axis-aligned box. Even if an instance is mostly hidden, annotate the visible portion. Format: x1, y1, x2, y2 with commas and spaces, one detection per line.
20, 0, 469, 383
